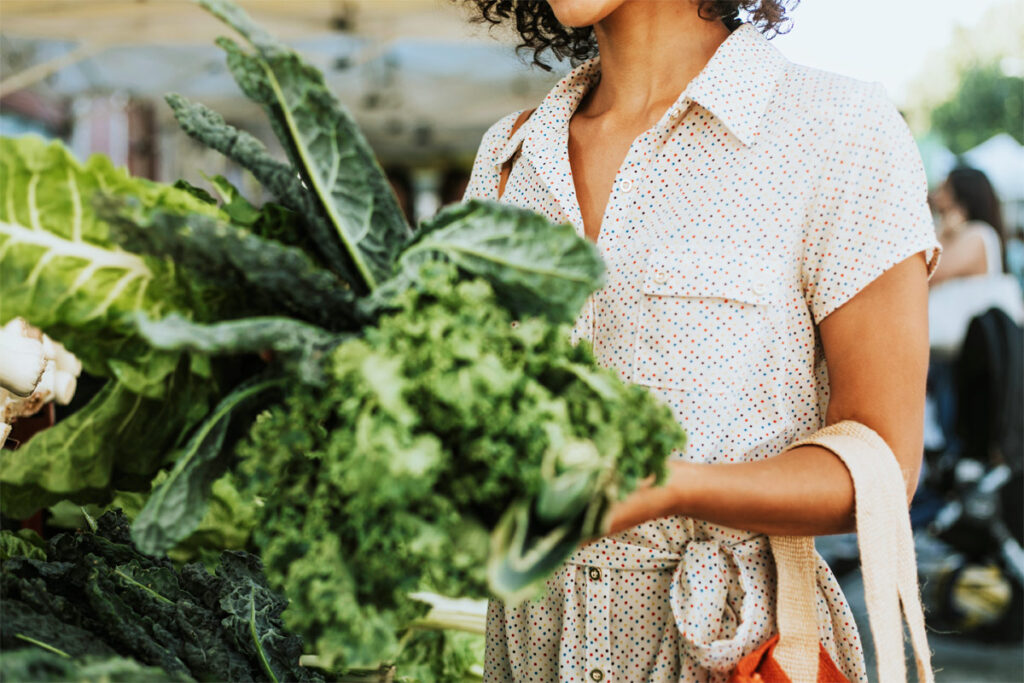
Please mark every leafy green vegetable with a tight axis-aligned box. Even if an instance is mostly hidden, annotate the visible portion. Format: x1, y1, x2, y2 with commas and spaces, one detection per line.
102, 201, 362, 331
380, 199, 604, 324
137, 314, 345, 386
201, 0, 411, 291
1, 511, 321, 682
0, 529, 47, 561
46, 470, 259, 565
0, 136, 218, 395
237, 263, 683, 671
0, 649, 176, 683
165, 93, 359, 284
1, 363, 213, 519
131, 376, 283, 556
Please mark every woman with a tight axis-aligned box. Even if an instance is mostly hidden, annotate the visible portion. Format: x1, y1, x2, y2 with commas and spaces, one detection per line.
930, 166, 1005, 285
462, 2, 940, 681
925, 167, 1019, 447
926, 166, 1021, 356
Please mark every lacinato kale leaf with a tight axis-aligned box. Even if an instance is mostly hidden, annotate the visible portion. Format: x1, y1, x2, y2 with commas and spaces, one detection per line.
165, 93, 360, 284
201, 0, 412, 291
131, 375, 284, 557
102, 200, 362, 332
385, 199, 605, 324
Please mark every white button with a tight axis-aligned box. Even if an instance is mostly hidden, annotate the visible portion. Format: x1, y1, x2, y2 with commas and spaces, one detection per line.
620, 178, 633, 193
751, 280, 768, 296
652, 273, 668, 286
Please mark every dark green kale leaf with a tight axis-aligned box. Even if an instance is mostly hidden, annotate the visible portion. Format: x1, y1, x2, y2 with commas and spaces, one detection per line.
136, 314, 346, 387
2, 512, 322, 683
131, 376, 284, 557
217, 551, 313, 683
165, 94, 361, 286
101, 200, 362, 331
201, 0, 412, 292
377, 199, 605, 325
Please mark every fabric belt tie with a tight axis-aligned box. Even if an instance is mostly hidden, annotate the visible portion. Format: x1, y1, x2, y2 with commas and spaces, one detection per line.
566, 519, 776, 673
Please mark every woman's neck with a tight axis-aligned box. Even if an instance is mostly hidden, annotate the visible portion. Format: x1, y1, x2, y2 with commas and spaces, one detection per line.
583, 2, 732, 119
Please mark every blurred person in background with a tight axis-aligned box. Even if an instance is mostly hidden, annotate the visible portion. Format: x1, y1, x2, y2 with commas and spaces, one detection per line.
927, 166, 1023, 358
930, 167, 1006, 285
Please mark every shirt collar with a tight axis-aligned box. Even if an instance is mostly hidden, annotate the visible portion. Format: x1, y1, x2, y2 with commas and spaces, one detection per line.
496, 22, 788, 166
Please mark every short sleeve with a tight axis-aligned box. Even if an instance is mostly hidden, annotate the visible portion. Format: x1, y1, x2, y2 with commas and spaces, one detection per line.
462, 110, 524, 202
801, 83, 941, 324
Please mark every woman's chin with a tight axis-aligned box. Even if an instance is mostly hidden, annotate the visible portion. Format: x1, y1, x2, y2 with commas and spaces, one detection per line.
547, 0, 623, 27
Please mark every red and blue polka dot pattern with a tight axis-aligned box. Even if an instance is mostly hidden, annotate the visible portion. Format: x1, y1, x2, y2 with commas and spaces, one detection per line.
466, 22, 939, 683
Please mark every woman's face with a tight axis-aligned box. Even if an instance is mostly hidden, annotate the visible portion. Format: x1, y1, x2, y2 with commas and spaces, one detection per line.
932, 180, 966, 227
547, 0, 629, 27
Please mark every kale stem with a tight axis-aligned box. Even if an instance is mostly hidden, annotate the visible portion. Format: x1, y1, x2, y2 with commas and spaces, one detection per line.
250, 585, 279, 683
112, 568, 174, 605
13, 633, 71, 658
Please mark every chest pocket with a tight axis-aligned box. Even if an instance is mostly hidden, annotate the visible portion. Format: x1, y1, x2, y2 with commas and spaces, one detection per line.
632, 252, 782, 397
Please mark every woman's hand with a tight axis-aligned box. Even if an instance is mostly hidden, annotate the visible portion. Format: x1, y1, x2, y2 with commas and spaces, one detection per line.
595, 251, 931, 540
604, 473, 672, 536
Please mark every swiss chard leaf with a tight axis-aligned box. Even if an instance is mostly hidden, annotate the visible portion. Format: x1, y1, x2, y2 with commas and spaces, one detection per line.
131, 376, 284, 556
202, 0, 411, 291
102, 201, 362, 332
383, 199, 605, 324
0, 363, 212, 519
137, 313, 346, 386
0, 135, 219, 396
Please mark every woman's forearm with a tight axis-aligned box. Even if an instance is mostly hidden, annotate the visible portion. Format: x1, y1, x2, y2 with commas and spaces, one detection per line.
606, 444, 857, 537
671, 444, 856, 535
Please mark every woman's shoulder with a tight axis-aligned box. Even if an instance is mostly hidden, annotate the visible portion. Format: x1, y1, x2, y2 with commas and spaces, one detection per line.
472, 109, 532, 167
775, 63, 903, 141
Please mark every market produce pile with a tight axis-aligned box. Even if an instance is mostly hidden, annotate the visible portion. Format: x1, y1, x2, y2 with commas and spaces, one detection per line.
0, 511, 321, 682
0, 0, 686, 679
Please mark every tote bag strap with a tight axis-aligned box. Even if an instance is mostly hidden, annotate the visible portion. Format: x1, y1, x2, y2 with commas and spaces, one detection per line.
498, 108, 534, 200
770, 421, 933, 683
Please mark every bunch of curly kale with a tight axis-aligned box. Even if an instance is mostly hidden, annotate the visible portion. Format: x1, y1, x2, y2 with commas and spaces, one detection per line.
237, 264, 685, 675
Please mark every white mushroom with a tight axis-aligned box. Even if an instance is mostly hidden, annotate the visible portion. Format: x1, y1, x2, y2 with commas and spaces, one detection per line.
0, 319, 83, 449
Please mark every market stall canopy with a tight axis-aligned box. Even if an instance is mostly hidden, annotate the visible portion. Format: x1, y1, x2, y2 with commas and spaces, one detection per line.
0, 0, 560, 164
962, 133, 1024, 202
0, 1, 491, 47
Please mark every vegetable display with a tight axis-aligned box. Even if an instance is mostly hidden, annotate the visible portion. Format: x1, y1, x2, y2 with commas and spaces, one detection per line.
0, 511, 321, 682
0, 0, 687, 679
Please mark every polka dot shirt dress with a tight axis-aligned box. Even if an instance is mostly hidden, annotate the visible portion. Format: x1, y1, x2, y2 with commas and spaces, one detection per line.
463, 23, 941, 683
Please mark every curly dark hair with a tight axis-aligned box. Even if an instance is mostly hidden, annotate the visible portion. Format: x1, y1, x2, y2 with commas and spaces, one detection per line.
462, 1, 797, 70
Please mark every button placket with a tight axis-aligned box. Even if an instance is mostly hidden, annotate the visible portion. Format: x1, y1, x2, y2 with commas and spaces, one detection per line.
583, 565, 612, 682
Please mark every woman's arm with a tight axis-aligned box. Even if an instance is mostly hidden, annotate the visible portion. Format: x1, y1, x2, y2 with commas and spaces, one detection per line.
605, 251, 930, 537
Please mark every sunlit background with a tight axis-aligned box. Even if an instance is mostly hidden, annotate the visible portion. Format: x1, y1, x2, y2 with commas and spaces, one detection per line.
1, 1, 1022, 679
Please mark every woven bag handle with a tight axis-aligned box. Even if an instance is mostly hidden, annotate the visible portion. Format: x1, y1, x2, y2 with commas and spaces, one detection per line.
771, 421, 933, 683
